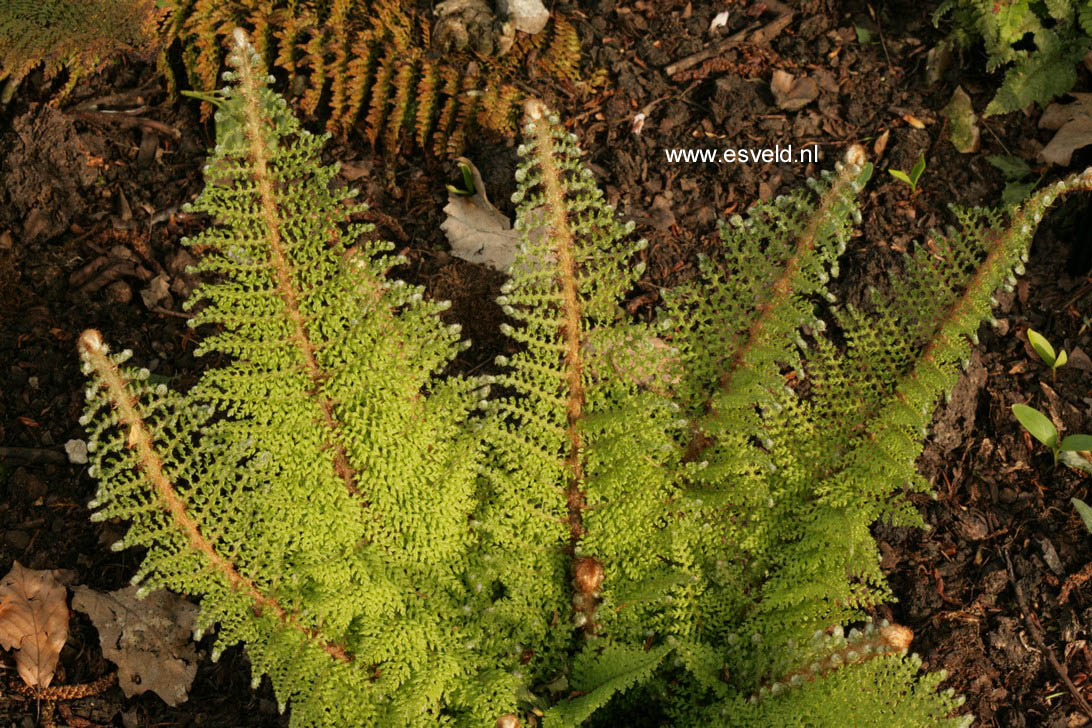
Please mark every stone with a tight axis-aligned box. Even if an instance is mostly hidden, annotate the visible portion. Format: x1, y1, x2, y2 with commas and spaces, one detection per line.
497, 0, 549, 35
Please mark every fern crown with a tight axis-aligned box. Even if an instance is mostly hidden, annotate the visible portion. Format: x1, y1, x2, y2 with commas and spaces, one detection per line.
77, 29, 1092, 728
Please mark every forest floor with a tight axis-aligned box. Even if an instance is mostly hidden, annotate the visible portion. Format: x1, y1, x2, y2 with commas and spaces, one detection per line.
3, 0, 1092, 726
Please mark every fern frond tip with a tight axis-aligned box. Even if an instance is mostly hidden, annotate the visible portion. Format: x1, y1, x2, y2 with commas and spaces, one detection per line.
844, 144, 866, 169
524, 97, 549, 122
78, 329, 107, 357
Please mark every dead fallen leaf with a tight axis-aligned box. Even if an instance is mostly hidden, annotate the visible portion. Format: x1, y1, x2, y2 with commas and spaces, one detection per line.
73, 585, 199, 707
1068, 347, 1092, 372
441, 157, 518, 272
902, 113, 926, 129
925, 42, 954, 85
64, 439, 88, 465
873, 129, 891, 160
1040, 381, 1065, 433
140, 274, 171, 310
1040, 93, 1092, 166
709, 10, 729, 32
649, 194, 676, 231
584, 328, 681, 390
944, 86, 980, 154
769, 70, 818, 111
0, 561, 69, 688
339, 159, 371, 181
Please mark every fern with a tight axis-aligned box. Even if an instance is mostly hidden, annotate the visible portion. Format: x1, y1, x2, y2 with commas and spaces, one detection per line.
0, 0, 164, 103
935, 0, 1092, 114
159, 0, 587, 156
78, 29, 1092, 727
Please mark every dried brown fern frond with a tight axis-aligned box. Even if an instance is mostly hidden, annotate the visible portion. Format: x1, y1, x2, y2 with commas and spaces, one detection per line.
0, 0, 166, 103
159, 0, 596, 157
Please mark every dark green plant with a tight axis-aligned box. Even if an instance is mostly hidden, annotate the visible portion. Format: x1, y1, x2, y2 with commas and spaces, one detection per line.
1012, 328, 1092, 529
988, 155, 1042, 207
76, 28, 1092, 728
1073, 497, 1092, 532
934, 0, 1092, 115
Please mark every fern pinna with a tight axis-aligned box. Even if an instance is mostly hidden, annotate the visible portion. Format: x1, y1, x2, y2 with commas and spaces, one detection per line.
162, 0, 584, 156
78, 29, 1092, 727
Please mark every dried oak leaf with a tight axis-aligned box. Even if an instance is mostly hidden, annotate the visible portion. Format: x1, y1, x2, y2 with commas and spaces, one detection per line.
441, 157, 519, 272
72, 585, 198, 707
0, 561, 69, 688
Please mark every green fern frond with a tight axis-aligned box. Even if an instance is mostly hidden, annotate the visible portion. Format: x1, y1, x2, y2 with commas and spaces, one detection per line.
80, 32, 489, 726
936, 0, 1092, 114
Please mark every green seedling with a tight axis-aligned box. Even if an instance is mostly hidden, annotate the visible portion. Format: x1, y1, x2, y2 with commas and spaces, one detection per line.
1012, 403, 1092, 465
1073, 497, 1092, 534
888, 155, 926, 193
1027, 328, 1067, 380
445, 161, 477, 196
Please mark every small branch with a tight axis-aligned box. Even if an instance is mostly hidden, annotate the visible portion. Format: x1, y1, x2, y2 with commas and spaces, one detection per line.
1060, 562, 1092, 605
70, 110, 181, 140
665, 23, 759, 77
0, 447, 68, 465
150, 305, 194, 320
14, 671, 117, 700
664, 7, 794, 77
1005, 549, 1092, 719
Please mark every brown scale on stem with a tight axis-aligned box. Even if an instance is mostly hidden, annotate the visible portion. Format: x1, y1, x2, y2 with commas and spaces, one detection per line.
525, 99, 601, 634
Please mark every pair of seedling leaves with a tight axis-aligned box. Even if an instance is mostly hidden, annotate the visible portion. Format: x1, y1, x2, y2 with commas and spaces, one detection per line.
1012, 329, 1090, 457
1011, 328, 1092, 531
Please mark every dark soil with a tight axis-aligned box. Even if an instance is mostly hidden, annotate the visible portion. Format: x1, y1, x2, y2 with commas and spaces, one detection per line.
3, 0, 1092, 726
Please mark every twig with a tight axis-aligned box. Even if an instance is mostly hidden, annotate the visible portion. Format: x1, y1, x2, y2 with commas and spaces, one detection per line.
635, 80, 703, 120
70, 110, 181, 139
749, 10, 794, 45
665, 7, 794, 78
1005, 549, 1092, 718
0, 447, 69, 465
14, 671, 117, 700
150, 305, 194, 319
70, 84, 158, 111
664, 23, 760, 77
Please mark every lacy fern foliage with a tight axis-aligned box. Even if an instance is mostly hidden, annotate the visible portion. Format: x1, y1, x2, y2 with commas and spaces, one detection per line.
161, 0, 585, 156
935, 0, 1092, 114
0, 0, 164, 102
79, 29, 1092, 728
